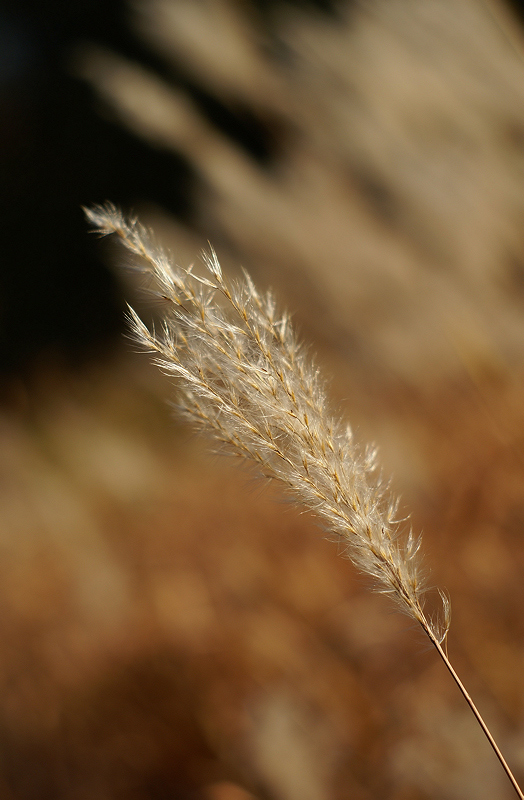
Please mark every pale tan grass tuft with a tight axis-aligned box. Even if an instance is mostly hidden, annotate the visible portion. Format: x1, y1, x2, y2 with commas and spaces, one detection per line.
85, 201, 448, 644
86, 203, 523, 799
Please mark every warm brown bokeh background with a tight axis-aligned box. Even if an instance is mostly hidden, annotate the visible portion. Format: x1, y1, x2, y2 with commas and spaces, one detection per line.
4, 0, 524, 797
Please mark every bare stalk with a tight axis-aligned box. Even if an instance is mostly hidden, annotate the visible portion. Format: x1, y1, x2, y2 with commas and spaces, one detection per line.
426, 633, 524, 800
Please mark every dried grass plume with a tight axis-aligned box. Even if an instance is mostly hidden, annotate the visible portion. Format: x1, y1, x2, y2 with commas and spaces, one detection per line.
85, 202, 450, 647
86, 204, 524, 800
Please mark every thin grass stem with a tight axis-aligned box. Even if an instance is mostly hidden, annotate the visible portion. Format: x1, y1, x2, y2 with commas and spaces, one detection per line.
428, 635, 524, 799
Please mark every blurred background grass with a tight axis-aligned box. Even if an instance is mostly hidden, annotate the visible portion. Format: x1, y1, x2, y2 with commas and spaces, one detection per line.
4, 0, 524, 797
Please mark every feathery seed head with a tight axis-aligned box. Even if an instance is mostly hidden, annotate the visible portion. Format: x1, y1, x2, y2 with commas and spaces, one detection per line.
86, 202, 450, 645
